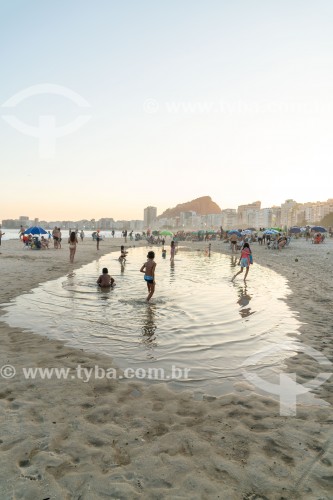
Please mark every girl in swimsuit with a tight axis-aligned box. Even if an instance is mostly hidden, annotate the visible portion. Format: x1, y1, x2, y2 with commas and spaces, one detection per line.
231, 243, 252, 282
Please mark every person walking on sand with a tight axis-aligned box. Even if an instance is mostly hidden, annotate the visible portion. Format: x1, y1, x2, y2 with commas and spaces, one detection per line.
0, 226, 5, 246
140, 251, 156, 302
68, 231, 78, 263
80, 230, 85, 242
170, 240, 175, 264
232, 243, 252, 282
96, 230, 101, 250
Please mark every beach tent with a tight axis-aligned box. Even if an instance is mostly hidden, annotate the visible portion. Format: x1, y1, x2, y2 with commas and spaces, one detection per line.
23, 226, 48, 235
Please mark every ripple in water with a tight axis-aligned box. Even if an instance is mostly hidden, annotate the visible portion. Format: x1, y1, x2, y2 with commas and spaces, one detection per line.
1, 247, 301, 395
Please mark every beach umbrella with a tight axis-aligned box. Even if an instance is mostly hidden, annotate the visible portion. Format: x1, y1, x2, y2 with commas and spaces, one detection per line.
241, 229, 252, 235
160, 230, 173, 236
152, 230, 159, 236
23, 226, 48, 235
311, 226, 327, 232
263, 229, 278, 235
270, 227, 282, 232
228, 230, 242, 237
290, 227, 301, 234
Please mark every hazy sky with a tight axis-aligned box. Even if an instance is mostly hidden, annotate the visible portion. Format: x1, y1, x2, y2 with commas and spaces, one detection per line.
1, 0, 332, 221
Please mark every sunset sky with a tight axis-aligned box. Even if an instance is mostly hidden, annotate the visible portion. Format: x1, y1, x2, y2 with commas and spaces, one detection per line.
1, 0, 332, 221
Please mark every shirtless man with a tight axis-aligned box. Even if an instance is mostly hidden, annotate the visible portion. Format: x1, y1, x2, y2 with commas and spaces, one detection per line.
140, 251, 156, 301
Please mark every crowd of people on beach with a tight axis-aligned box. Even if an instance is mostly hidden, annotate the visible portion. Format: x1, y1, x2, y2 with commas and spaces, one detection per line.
6, 223, 331, 301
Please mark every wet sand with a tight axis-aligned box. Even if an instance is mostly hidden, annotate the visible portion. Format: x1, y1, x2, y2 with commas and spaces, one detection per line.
0, 237, 332, 499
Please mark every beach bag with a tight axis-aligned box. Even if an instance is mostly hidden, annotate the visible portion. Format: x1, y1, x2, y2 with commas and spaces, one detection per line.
249, 254, 253, 264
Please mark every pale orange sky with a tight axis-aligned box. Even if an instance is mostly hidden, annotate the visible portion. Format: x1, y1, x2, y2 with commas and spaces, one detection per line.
1, 2, 333, 222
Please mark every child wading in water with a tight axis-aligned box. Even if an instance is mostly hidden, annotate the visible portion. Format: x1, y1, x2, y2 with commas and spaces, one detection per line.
170, 240, 175, 263
232, 243, 252, 282
97, 268, 115, 287
140, 251, 156, 301
118, 245, 128, 264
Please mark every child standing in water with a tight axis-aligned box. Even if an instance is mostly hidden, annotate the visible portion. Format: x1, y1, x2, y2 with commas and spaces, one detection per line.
118, 245, 128, 263
97, 267, 115, 287
140, 251, 156, 301
232, 243, 252, 282
170, 240, 175, 263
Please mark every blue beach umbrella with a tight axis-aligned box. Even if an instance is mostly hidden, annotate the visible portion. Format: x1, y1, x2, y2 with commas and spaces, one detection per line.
23, 226, 48, 235
290, 227, 301, 234
263, 229, 278, 235
241, 229, 252, 235
311, 226, 327, 232
228, 230, 242, 237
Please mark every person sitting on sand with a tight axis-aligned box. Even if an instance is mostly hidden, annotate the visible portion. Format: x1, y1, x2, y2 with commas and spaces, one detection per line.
97, 267, 115, 287
140, 251, 156, 301
118, 245, 128, 263
41, 236, 49, 249
278, 235, 287, 250
232, 243, 252, 282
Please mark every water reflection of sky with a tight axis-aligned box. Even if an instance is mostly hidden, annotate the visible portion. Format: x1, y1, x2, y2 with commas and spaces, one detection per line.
1, 247, 301, 395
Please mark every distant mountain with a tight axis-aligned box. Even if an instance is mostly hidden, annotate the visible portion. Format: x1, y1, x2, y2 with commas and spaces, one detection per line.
158, 196, 221, 219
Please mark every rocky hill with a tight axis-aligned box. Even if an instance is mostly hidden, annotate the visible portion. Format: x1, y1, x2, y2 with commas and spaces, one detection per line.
158, 196, 221, 219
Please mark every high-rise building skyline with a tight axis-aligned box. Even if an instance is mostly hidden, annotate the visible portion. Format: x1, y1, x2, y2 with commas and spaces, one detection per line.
143, 206, 157, 229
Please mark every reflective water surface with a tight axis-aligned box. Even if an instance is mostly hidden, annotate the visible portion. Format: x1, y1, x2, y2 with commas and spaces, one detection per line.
2, 247, 301, 395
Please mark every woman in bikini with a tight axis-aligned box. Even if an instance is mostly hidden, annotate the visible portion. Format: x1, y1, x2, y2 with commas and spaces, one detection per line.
68, 231, 78, 263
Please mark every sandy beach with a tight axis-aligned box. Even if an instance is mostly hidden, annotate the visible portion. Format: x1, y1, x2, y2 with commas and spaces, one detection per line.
0, 237, 332, 499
